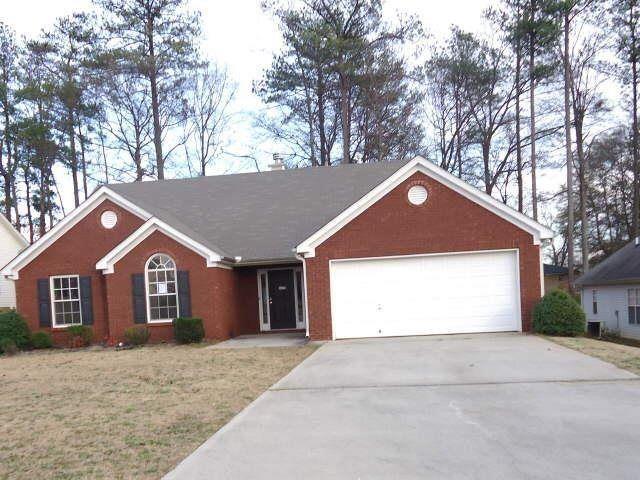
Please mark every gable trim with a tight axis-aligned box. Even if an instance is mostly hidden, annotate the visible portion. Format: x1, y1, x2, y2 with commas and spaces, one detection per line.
96, 217, 231, 274
295, 156, 554, 257
0, 214, 28, 248
1, 187, 152, 279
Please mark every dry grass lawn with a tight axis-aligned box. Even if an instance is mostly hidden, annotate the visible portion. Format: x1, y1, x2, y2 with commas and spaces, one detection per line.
546, 336, 640, 375
0, 343, 316, 479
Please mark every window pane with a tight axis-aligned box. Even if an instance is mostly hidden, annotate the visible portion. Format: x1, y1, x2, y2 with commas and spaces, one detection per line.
150, 296, 159, 308
168, 307, 177, 318
53, 278, 61, 289
168, 296, 176, 307
630, 307, 636, 324
157, 271, 166, 283
637, 306, 640, 324
69, 277, 78, 288
151, 308, 160, 320
160, 307, 169, 319
149, 283, 157, 294
159, 296, 167, 307
167, 282, 176, 294
166, 270, 175, 281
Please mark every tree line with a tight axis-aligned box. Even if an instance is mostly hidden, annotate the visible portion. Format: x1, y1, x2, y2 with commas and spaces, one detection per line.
0, 0, 638, 286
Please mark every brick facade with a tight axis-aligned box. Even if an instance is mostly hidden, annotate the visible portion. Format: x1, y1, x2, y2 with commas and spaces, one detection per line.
13, 169, 542, 346
304, 171, 541, 340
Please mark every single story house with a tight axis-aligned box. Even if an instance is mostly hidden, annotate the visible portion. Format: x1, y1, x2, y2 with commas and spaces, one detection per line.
576, 238, 640, 339
1, 157, 553, 345
0, 214, 28, 309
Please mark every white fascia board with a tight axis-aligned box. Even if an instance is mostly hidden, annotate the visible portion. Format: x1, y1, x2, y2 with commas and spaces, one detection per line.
0, 214, 28, 247
295, 156, 554, 256
96, 217, 227, 274
1, 187, 152, 279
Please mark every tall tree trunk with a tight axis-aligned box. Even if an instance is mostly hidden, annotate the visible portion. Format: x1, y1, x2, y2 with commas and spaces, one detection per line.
515, 3, 524, 213
23, 166, 33, 244
632, 1, 640, 239
563, 10, 575, 292
316, 66, 328, 166
147, 23, 164, 179
339, 72, 350, 164
529, 0, 538, 221
68, 108, 80, 207
12, 141, 18, 227
78, 122, 88, 200
575, 117, 589, 273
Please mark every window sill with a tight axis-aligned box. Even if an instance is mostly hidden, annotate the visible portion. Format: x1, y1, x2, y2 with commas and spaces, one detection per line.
146, 321, 174, 326
51, 324, 84, 330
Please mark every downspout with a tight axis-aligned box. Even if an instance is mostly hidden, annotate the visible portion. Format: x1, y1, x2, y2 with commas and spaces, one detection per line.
295, 253, 310, 338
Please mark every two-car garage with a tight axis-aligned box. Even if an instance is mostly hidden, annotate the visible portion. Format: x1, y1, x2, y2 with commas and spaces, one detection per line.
329, 249, 521, 339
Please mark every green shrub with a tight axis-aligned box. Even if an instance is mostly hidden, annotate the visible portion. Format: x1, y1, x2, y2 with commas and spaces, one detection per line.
0, 310, 31, 350
533, 289, 586, 336
173, 317, 204, 344
66, 325, 93, 347
31, 331, 53, 349
124, 326, 150, 346
0, 337, 18, 355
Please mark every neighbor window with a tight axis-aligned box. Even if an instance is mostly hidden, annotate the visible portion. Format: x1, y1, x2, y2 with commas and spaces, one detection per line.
592, 290, 598, 315
146, 254, 178, 322
50, 275, 82, 327
628, 289, 640, 325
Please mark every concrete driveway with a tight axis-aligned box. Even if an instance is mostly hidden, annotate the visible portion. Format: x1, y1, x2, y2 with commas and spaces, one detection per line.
165, 334, 640, 479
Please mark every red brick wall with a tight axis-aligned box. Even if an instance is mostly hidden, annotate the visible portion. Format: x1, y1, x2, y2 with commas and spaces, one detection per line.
305, 171, 541, 340
105, 230, 237, 343
15, 200, 145, 345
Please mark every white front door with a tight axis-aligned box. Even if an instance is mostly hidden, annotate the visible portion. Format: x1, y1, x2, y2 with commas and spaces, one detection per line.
329, 250, 521, 339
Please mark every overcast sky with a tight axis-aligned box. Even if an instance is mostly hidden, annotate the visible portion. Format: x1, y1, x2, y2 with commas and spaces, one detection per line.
3, 0, 571, 218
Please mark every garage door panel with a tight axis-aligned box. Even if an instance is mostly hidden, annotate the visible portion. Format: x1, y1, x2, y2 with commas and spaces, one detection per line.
330, 250, 521, 339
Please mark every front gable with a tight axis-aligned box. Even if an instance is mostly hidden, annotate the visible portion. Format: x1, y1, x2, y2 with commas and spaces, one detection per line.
296, 157, 553, 257
2, 188, 151, 279
314, 171, 537, 259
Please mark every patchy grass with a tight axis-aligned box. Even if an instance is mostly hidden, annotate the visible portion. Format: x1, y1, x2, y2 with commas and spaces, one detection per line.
546, 336, 640, 375
0, 343, 316, 479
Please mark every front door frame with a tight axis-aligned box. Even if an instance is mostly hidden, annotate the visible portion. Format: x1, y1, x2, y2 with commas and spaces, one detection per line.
257, 267, 306, 332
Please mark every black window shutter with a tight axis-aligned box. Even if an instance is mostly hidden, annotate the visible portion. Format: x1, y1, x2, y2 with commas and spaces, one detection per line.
132, 273, 147, 324
37, 278, 51, 327
79, 276, 93, 325
177, 270, 191, 318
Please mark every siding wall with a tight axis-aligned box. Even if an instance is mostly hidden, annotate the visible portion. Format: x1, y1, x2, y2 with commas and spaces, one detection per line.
0, 224, 27, 308
582, 285, 640, 340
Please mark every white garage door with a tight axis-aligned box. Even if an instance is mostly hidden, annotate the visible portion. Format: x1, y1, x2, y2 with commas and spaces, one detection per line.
330, 250, 521, 339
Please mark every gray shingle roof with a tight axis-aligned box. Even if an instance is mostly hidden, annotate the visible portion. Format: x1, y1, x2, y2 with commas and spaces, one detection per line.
108, 160, 410, 263
576, 239, 640, 286
544, 264, 568, 276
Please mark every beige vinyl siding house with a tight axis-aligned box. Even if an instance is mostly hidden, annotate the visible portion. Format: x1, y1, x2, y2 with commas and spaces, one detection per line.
0, 215, 28, 308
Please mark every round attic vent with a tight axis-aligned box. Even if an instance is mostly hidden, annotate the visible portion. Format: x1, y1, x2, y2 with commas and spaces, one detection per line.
101, 210, 118, 229
407, 185, 428, 205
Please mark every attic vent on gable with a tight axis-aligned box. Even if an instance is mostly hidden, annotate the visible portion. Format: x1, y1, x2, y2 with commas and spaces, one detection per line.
101, 210, 118, 229
407, 185, 428, 206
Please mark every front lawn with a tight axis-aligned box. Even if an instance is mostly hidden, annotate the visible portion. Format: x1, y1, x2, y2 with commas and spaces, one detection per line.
0, 343, 316, 479
546, 336, 640, 375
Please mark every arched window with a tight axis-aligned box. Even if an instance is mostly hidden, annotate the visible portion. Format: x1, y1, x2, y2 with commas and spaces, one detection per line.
145, 254, 179, 322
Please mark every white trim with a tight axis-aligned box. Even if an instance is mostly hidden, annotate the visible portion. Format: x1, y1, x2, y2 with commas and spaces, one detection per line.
328, 248, 523, 340
0, 214, 28, 248
50, 274, 82, 328
297, 254, 311, 338
296, 156, 554, 257
96, 217, 227, 274
144, 253, 179, 324
1, 187, 152, 279
256, 266, 305, 332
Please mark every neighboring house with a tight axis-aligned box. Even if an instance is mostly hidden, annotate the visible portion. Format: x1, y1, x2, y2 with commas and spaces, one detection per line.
1, 157, 553, 345
576, 238, 640, 339
544, 264, 569, 292
0, 214, 28, 309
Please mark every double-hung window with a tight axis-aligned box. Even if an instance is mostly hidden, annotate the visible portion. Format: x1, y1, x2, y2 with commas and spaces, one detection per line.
51, 275, 82, 327
592, 290, 598, 315
629, 289, 640, 325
